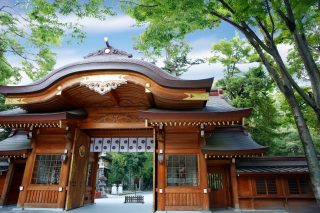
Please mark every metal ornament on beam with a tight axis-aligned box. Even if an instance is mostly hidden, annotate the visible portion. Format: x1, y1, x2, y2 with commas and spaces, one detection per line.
5, 97, 26, 105
183, 92, 209, 101
80, 74, 127, 95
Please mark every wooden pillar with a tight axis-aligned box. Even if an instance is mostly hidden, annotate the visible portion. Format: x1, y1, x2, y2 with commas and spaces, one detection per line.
152, 127, 157, 212
199, 153, 210, 210
230, 158, 240, 209
17, 134, 37, 208
90, 152, 99, 203
156, 126, 165, 211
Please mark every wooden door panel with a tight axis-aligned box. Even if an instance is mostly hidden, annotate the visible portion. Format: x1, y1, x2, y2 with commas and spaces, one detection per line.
208, 166, 231, 208
65, 129, 89, 210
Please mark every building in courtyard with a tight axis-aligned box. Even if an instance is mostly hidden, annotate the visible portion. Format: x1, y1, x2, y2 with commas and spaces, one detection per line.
0, 41, 318, 212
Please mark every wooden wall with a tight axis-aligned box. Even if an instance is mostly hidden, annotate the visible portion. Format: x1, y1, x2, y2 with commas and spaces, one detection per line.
237, 174, 318, 212
17, 128, 73, 209
0, 171, 7, 204
157, 126, 209, 211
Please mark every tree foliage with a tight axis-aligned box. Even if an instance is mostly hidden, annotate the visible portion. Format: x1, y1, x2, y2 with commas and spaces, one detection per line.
212, 34, 280, 152
121, 0, 320, 204
0, 0, 111, 83
213, 34, 319, 156
107, 153, 153, 190
138, 39, 205, 77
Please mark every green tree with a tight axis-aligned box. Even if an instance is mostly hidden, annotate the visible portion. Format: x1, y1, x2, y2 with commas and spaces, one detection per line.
211, 35, 279, 151
108, 153, 153, 190
0, 0, 111, 83
107, 153, 127, 185
138, 39, 205, 77
217, 67, 279, 149
121, 0, 320, 205
210, 33, 254, 77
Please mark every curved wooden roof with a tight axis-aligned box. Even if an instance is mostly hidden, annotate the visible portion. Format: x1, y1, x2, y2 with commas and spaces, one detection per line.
0, 44, 213, 112
0, 56, 213, 95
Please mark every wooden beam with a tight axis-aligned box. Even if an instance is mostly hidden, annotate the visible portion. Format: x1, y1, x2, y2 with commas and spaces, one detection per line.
61, 91, 83, 109
230, 159, 240, 210
152, 127, 157, 212
146, 92, 155, 107
108, 90, 119, 106
199, 153, 209, 210
157, 127, 165, 211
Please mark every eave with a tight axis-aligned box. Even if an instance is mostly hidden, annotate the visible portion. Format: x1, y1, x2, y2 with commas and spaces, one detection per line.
0, 130, 31, 157
0, 57, 213, 95
0, 109, 87, 128
202, 127, 267, 158
141, 109, 251, 128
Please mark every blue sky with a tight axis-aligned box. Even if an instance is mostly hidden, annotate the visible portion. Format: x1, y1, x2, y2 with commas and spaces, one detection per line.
49, 15, 239, 82
49, 13, 289, 82
8, 9, 289, 85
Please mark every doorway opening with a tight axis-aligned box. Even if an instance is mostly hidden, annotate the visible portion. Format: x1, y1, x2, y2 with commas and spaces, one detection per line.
4, 161, 26, 206
87, 133, 155, 213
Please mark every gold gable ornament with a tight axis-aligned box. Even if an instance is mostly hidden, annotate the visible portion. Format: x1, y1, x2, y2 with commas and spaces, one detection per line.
80, 74, 127, 95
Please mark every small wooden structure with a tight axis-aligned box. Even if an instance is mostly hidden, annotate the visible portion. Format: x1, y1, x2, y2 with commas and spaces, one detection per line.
124, 195, 144, 204
0, 40, 318, 212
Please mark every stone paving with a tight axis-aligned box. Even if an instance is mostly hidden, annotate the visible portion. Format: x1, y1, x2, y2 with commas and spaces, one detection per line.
0, 192, 318, 213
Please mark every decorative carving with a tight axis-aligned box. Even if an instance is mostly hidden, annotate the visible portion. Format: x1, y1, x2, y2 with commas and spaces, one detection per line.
84, 37, 132, 59
79, 145, 86, 158
183, 92, 209, 101
80, 75, 127, 95
93, 112, 143, 123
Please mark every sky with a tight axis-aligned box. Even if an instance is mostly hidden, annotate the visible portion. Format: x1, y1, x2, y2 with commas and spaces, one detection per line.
13, 13, 243, 85
5, 3, 290, 86
51, 15, 238, 81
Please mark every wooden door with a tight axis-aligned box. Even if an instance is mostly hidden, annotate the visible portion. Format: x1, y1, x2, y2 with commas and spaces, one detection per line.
5, 163, 25, 205
208, 166, 231, 209
65, 129, 89, 210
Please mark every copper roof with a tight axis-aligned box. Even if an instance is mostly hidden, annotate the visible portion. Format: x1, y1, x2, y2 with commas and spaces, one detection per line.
0, 108, 87, 128
0, 44, 213, 95
0, 158, 9, 172
236, 157, 317, 174
237, 166, 309, 174
0, 130, 31, 156
141, 96, 251, 122
202, 127, 267, 155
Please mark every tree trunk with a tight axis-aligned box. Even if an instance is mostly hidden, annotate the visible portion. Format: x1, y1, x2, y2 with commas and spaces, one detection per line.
282, 84, 320, 206
279, 0, 320, 124
245, 36, 320, 206
291, 32, 320, 123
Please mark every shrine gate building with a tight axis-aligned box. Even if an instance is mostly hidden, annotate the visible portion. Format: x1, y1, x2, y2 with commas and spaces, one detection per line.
0, 42, 318, 212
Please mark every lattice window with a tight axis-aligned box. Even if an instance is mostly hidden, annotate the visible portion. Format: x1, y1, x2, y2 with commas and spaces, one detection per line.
31, 155, 62, 184
166, 155, 198, 186
208, 173, 223, 190
288, 177, 308, 194
255, 177, 277, 195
